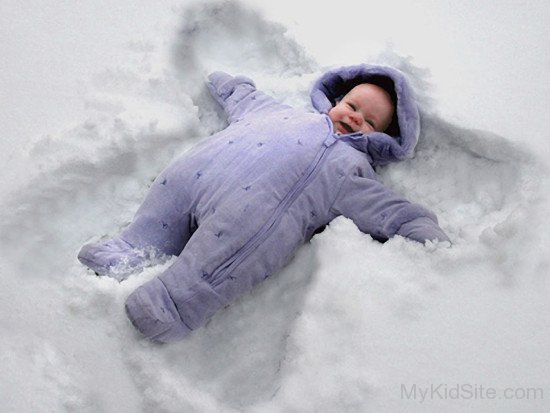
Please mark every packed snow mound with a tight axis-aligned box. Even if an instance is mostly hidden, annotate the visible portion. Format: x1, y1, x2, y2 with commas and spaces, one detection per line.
1, 1, 549, 412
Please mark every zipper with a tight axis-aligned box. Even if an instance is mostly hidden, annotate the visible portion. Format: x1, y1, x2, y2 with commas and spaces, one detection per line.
208, 134, 338, 287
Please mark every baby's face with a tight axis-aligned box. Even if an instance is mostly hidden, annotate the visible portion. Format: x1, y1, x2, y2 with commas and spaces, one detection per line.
328, 83, 395, 134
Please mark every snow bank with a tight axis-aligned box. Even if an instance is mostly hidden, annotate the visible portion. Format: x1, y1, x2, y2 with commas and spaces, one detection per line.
1, 1, 549, 412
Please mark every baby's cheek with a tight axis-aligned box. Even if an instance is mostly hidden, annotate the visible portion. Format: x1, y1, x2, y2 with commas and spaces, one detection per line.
327, 108, 338, 123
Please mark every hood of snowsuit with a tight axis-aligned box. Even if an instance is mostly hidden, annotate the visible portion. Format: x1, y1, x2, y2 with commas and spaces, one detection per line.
310, 64, 420, 166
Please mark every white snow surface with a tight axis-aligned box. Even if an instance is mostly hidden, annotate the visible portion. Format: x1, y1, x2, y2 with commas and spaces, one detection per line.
1, 1, 549, 412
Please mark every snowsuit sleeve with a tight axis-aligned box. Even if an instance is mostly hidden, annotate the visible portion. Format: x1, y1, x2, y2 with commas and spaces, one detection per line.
331, 173, 450, 244
207, 71, 283, 123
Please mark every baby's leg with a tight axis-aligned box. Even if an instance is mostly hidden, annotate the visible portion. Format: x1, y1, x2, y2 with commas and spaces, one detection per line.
125, 212, 304, 342
78, 168, 194, 279
125, 221, 229, 342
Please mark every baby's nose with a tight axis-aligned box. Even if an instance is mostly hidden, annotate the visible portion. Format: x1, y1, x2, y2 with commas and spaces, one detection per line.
349, 112, 362, 125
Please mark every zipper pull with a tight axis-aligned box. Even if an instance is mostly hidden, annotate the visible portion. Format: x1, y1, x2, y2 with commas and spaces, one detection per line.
324, 134, 338, 147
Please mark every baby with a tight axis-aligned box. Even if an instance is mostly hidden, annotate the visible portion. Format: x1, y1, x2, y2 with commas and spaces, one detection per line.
78, 64, 450, 343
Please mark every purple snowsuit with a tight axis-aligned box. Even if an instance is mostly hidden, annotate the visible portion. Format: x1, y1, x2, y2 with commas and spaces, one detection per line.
78, 64, 449, 343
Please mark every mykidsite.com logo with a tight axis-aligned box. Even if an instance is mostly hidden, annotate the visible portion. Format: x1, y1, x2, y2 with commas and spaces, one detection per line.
401, 383, 544, 403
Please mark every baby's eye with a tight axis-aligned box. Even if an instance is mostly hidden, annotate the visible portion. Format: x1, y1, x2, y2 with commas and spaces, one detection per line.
347, 102, 356, 110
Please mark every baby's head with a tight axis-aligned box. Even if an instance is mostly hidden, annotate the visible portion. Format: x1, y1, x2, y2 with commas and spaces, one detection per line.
328, 77, 398, 135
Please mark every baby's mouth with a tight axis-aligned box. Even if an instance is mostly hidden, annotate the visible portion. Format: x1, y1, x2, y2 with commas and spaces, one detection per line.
339, 122, 354, 133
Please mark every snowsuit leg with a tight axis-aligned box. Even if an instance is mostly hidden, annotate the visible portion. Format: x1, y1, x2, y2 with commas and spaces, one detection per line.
125, 209, 305, 343
125, 220, 232, 342
78, 165, 195, 277
119, 168, 194, 256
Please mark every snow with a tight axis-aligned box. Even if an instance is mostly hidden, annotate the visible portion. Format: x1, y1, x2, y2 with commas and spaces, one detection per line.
1, 0, 549, 412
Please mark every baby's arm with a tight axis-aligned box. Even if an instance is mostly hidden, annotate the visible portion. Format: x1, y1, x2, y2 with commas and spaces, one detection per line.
331, 173, 450, 244
207, 71, 284, 123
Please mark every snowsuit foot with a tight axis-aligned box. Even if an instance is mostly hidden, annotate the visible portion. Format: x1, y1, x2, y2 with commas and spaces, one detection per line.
125, 278, 193, 343
77, 236, 159, 281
